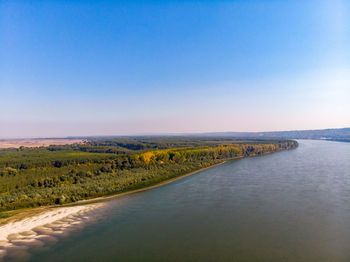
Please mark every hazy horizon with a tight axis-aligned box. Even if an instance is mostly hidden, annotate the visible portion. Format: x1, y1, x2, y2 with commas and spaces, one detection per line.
1, 0, 349, 137
1, 126, 349, 140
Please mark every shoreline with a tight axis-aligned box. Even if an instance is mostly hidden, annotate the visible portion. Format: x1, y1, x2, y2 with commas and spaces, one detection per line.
1, 160, 229, 226
0, 202, 104, 261
0, 160, 230, 261
0, 144, 297, 223
1, 149, 289, 225
0, 148, 296, 260
1, 147, 294, 226
67, 159, 231, 206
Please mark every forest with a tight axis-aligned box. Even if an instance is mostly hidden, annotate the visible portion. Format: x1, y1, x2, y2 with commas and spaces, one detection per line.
201, 127, 350, 142
0, 137, 298, 212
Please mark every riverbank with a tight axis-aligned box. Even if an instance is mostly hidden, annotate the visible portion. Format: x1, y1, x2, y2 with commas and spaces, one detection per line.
0, 149, 287, 228
0, 139, 298, 212
0, 160, 229, 260
69, 159, 231, 206
22, 140, 350, 262
0, 145, 296, 227
0, 146, 297, 261
1, 160, 229, 223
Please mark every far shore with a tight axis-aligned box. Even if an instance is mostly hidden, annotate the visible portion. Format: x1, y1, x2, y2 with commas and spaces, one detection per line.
0, 138, 85, 149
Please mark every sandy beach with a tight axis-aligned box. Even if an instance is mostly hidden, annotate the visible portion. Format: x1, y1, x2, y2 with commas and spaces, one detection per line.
0, 203, 104, 261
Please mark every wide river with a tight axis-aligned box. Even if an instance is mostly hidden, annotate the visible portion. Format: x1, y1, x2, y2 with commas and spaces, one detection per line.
27, 140, 350, 261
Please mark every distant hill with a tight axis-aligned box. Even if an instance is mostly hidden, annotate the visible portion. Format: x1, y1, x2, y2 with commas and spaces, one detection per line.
198, 128, 350, 142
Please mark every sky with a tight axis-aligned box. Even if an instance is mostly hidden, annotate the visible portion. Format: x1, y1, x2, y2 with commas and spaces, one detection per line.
1, 0, 349, 138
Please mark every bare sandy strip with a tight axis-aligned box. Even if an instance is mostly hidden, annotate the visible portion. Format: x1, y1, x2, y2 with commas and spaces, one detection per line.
0, 203, 104, 261
0, 139, 86, 149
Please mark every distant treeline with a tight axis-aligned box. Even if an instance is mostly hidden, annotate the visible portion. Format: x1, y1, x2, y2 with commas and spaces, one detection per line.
0, 137, 298, 211
199, 128, 350, 142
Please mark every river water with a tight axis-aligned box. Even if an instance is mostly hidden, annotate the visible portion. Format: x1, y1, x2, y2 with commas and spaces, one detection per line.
26, 140, 350, 261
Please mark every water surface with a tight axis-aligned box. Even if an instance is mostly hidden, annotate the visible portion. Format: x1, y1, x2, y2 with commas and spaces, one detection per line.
27, 140, 350, 261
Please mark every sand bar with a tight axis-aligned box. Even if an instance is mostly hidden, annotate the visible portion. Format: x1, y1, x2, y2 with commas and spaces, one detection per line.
0, 203, 104, 261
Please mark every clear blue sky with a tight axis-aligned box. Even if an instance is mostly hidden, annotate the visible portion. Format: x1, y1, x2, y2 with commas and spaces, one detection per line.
1, 0, 349, 137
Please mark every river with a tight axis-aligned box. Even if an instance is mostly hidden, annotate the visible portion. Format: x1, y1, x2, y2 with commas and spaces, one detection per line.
22, 140, 350, 261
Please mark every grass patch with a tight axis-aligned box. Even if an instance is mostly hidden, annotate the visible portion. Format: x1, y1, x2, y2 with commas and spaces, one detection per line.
0, 212, 12, 219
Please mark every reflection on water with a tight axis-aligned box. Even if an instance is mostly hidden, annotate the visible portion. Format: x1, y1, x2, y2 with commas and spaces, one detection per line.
17, 140, 350, 261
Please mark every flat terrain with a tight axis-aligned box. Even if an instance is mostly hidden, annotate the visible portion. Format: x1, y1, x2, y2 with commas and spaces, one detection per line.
0, 139, 85, 149
0, 137, 297, 212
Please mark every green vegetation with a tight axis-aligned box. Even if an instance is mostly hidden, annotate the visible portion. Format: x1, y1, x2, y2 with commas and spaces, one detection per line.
0, 212, 12, 219
0, 137, 298, 211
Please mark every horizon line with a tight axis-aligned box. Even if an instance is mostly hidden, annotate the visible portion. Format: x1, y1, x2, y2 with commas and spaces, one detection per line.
1, 126, 349, 140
